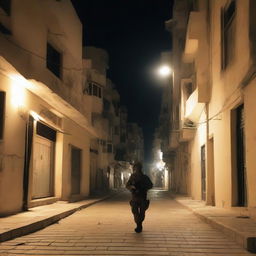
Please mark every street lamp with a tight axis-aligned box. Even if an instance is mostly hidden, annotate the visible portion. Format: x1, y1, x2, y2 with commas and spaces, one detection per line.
158, 65, 172, 78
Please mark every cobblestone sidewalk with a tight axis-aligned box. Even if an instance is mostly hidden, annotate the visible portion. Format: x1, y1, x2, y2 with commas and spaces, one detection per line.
0, 190, 252, 255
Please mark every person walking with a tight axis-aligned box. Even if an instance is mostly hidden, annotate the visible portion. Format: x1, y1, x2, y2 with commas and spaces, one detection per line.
126, 162, 153, 233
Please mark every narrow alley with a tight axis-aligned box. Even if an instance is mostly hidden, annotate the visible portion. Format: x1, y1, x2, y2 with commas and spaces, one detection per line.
0, 190, 251, 256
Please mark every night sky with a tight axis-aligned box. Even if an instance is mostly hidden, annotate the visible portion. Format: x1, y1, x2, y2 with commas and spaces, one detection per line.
71, 0, 173, 162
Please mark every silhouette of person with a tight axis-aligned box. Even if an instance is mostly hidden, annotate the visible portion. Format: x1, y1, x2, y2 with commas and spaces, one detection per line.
126, 162, 153, 233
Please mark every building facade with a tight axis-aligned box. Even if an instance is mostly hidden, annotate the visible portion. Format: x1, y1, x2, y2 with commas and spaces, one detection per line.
162, 0, 256, 211
0, 0, 94, 215
0, 0, 143, 216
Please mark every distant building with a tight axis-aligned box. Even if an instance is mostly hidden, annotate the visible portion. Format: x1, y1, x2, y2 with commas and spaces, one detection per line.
126, 123, 144, 163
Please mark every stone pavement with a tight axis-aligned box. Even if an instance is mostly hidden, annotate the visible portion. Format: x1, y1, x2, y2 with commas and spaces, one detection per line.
0, 190, 253, 255
174, 195, 256, 253
0, 192, 117, 243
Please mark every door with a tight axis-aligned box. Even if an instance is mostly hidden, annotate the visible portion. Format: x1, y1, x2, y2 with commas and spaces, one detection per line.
236, 105, 247, 206
71, 146, 82, 195
201, 145, 206, 201
32, 136, 54, 199
207, 138, 215, 206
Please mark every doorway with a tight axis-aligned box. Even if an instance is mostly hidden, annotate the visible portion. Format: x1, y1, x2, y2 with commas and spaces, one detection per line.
235, 104, 247, 206
71, 146, 82, 195
207, 138, 215, 205
32, 136, 54, 199
32, 122, 56, 199
201, 145, 206, 201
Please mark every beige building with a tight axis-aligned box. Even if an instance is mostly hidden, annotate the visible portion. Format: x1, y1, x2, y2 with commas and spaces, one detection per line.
0, 0, 97, 216
83, 47, 128, 193
0, 0, 128, 216
162, 0, 256, 210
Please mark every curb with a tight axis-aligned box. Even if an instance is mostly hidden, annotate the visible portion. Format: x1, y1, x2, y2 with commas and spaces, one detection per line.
174, 197, 256, 253
0, 193, 117, 243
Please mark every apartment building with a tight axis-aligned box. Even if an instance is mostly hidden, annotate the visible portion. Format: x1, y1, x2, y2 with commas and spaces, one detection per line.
163, 0, 256, 210
0, 0, 95, 216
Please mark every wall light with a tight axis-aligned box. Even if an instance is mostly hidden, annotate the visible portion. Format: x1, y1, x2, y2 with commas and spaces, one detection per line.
11, 82, 25, 109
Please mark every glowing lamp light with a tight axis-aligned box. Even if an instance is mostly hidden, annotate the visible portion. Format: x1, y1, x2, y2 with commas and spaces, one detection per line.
156, 162, 162, 169
158, 65, 172, 77
11, 83, 25, 109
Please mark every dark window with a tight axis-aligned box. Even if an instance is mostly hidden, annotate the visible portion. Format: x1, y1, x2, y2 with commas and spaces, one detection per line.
93, 84, 98, 96
98, 87, 102, 98
221, 0, 236, 69
0, 91, 5, 139
36, 122, 56, 142
0, 0, 11, 15
121, 134, 126, 143
107, 143, 113, 153
86, 82, 102, 98
114, 126, 119, 135
47, 43, 62, 78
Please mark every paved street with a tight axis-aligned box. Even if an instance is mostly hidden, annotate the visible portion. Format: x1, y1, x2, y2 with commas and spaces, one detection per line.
0, 190, 252, 256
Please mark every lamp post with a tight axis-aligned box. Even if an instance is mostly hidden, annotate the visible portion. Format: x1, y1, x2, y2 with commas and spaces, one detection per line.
155, 64, 175, 190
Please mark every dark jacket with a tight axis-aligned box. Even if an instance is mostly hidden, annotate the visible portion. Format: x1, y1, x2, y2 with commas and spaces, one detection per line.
126, 172, 153, 200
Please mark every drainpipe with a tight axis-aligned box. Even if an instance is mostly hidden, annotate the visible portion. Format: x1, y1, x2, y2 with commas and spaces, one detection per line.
22, 115, 34, 211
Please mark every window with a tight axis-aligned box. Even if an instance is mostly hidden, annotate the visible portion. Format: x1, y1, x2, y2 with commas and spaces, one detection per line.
221, 0, 236, 69
93, 84, 98, 96
0, 0, 11, 16
107, 143, 113, 153
47, 43, 62, 78
120, 134, 126, 143
0, 91, 5, 139
114, 126, 119, 135
86, 82, 102, 98
36, 122, 56, 142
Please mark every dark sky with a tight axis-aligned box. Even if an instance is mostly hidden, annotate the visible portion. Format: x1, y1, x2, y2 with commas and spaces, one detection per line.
71, 0, 173, 162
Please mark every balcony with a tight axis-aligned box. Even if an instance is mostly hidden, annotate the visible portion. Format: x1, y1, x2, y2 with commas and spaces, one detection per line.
83, 60, 106, 87
180, 127, 196, 142
89, 69, 106, 87
185, 88, 205, 123
183, 11, 203, 63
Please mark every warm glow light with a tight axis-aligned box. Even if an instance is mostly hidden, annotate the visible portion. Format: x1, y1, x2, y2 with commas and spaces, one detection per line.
11, 82, 25, 108
158, 65, 172, 77
156, 161, 165, 171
